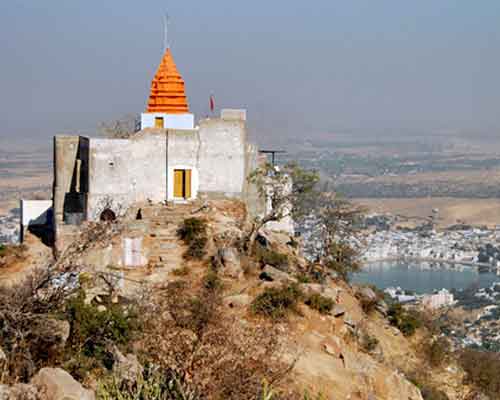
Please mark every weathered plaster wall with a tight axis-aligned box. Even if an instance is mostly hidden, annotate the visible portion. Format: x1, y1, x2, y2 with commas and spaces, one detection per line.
197, 118, 247, 198
243, 143, 266, 218
86, 134, 166, 220
53, 136, 79, 224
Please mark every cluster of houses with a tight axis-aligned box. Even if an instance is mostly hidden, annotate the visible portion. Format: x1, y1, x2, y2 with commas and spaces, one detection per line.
361, 218, 500, 268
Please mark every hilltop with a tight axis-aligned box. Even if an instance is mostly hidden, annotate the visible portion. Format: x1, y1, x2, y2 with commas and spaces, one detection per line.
0, 199, 479, 399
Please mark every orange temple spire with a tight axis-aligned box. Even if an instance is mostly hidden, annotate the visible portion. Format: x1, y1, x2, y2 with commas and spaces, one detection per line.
146, 48, 190, 114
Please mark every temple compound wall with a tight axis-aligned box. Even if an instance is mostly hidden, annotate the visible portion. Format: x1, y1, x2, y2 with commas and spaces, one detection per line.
52, 111, 261, 252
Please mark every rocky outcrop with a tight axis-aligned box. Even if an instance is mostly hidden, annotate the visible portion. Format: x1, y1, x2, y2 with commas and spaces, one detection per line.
31, 368, 95, 400
111, 346, 143, 385
218, 247, 243, 279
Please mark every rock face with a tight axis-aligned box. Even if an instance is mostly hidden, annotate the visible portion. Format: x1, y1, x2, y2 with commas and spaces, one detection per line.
31, 368, 95, 400
260, 265, 297, 283
218, 248, 243, 279
111, 346, 143, 385
223, 294, 252, 308
357, 286, 378, 302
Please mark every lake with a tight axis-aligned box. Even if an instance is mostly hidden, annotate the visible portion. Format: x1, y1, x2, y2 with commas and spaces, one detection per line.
352, 260, 500, 294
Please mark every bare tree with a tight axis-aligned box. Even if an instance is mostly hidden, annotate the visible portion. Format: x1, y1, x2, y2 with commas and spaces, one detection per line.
246, 162, 319, 252
314, 191, 366, 280
99, 114, 140, 139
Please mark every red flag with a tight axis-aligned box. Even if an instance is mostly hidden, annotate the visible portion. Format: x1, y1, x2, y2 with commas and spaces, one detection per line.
209, 94, 215, 113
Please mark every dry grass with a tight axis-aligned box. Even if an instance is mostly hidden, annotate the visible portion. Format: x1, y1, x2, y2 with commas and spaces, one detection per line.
139, 276, 294, 400
355, 197, 500, 228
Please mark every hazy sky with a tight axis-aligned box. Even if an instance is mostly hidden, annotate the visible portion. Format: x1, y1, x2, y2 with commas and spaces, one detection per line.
1, 1, 500, 146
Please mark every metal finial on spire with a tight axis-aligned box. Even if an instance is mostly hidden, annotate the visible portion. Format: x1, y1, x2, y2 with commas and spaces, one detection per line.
163, 13, 170, 51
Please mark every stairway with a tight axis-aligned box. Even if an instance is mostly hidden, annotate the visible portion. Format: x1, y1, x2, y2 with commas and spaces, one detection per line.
140, 203, 198, 270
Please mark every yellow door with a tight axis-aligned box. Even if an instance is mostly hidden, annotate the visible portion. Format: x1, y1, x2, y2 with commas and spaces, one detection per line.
174, 169, 184, 198
185, 170, 192, 198
155, 117, 164, 128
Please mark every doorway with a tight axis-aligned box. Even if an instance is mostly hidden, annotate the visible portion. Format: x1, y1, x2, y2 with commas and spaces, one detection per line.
155, 117, 164, 128
173, 169, 192, 199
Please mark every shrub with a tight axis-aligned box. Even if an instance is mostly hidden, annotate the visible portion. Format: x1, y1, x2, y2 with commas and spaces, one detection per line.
459, 349, 500, 398
65, 290, 138, 376
295, 272, 311, 284
97, 365, 200, 400
177, 218, 208, 260
420, 387, 449, 400
202, 269, 222, 291
141, 282, 293, 400
255, 244, 288, 269
360, 333, 379, 353
0, 244, 27, 267
387, 303, 421, 336
425, 337, 451, 367
325, 242, 360, 282
172, 266, 190, 276
251, 283, 302, 320
305, 293, 334, 315
0, 270, 67, 383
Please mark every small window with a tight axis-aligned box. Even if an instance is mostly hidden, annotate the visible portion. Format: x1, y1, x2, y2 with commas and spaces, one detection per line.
155, 117, 164, 128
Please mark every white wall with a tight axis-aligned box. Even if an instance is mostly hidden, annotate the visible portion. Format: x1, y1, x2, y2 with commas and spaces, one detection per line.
86, 134, 167, 220
141, 113, 194, 130
197, 119, 247, 196
20, 200, 53, 226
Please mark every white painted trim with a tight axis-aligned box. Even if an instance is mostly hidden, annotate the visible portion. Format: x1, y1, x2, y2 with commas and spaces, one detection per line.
167, 165, 199, 201
141, 113, 195, 130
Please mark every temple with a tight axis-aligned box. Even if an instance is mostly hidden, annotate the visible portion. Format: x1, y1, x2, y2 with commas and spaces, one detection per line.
20, 47, 274, 253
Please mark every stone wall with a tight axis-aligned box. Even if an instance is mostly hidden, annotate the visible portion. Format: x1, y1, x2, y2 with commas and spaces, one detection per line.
197, 118, 247, 198
86, 133, 167, 221
53, 136, 79, 225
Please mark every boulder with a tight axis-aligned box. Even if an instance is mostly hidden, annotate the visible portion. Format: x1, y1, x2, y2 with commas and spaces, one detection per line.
0, 346, 6, 366
31, 368, 95, 400
323, 287, 341, 302
375, 300, 389, 317
219, 248, 243, 279
344, 315, 357, 329
331, 305, 346, 318
357, 287, 377, 302
300, 283, 324, 297
260, 265, 297, 283
111, 346, 143, 385
223, 294, 252, 308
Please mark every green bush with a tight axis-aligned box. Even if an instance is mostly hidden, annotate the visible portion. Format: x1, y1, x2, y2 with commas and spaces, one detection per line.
202, 270, 222, 291
177, 218, 208, 260
325, 242, 360, 282
251, 283, 302, 320
0, 244, 5, 256
387, 303, 421, 336
65, 291, 138, 371
295, 272, 311, 284
425, 337, 450, 367
305, 293, 334, 315
255, 245, 288, 269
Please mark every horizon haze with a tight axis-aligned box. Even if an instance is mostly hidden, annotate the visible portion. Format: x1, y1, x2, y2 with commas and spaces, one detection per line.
1, 1, 500, 148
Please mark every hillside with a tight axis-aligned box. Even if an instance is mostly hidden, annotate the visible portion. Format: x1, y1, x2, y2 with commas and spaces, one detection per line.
0, 200, 472, 399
